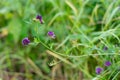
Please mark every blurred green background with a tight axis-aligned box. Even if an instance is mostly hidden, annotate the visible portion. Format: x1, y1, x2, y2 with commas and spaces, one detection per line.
0, 0, 120, 80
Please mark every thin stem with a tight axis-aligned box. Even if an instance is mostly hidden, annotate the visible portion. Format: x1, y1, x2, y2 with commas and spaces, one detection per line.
67, 53, 120, 58
38, 40, 120, 58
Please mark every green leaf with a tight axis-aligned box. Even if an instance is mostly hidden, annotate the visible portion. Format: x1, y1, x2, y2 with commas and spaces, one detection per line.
8, 18, 21, 43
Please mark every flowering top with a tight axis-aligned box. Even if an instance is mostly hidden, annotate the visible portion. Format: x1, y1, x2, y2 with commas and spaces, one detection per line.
104, 61, 111, 67
96, 67, 103, 74
22, 37, 30, 46
36, 15, 43, 24
47, 31, 55, 39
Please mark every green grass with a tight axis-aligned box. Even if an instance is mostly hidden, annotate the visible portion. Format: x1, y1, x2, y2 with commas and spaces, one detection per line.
0, 0, 120, 80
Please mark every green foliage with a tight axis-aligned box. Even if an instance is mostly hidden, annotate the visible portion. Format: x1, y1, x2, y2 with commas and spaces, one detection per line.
8, 18, 21, 43
0, 0, 120, 80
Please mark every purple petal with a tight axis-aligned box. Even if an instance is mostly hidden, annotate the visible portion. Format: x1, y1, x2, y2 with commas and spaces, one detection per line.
96, 67, 103, 74
104, 61, 111, 66
22, 37, 30, 46
36, 15, 43, 24
47, 31, 56, 39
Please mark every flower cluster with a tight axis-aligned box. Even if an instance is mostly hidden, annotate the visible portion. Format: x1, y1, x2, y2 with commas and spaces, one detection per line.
22, 15, 55, 46
95, 61, 111, 75
95, 46, 111, 75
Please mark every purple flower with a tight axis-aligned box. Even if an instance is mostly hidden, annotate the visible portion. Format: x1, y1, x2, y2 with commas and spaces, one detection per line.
36, 15, 43, 24
96, 67, 103, 74
104, 61, 111, 66
22, 37, 30, 46
47, 31, 55, 39
103, 46, 108, 51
